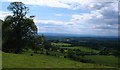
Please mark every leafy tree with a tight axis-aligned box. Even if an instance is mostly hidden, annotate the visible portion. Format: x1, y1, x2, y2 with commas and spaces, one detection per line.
2, 2, 37, 53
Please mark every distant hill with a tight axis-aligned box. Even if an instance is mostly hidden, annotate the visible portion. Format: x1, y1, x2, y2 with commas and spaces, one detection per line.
38, 33, 96, 37
38, 33, 118, 38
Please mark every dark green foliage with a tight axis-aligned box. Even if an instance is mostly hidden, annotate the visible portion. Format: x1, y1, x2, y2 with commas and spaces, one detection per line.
30, 54, 33, 56
2, 2, 37, 53
46, 51, 50, 55
66, 49, 94, 63
113, 48, 120, 57
43, 41, 52, 50
99, 47, 110, 55
75, 49, 81, 56
67, 50, 75, 58
60, 48, 64, 53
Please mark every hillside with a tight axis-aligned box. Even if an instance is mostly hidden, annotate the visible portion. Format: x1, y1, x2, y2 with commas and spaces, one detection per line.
2, 52, 111, 68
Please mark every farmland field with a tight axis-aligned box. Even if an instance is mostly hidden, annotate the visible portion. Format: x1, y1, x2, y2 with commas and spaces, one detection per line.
52, 43, 99, 53
51, 42, 71, 47
60, 46, 99, 53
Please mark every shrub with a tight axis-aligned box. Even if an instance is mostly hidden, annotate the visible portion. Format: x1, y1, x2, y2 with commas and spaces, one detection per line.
34, 51, 38, 53
30, 54, 33, 56
46, 51, 50, 55
40, 51, 43, 54
64, 56, 67, 58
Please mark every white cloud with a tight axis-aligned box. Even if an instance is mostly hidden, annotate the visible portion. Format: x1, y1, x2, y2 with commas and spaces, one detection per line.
35, 19, 65, 25
0, 0, 118, 36
0, 11, 12, 20
71, 10, 103, 23
0, 0, 70, 9
0, 0, 118, 10
55, 14, 63, 17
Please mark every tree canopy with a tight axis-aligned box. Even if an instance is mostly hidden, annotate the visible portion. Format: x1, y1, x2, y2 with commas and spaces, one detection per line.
2, 2, 37, 53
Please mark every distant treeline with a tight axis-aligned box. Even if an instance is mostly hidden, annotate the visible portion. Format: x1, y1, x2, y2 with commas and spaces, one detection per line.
45, 36, 119, 50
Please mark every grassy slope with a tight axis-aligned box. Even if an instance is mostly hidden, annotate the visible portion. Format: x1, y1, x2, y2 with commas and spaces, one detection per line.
0, 51, 2, 69
2, 52, 110, 68
85, 55, 119, 67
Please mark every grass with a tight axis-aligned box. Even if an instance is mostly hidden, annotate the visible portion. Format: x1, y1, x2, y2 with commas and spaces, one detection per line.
2, 52, 111, 68
0, 51, 2, 69
52, 43, 99, 53
61, 46, 99, 53
51, 42, 71, 47
85, 55, 119, 67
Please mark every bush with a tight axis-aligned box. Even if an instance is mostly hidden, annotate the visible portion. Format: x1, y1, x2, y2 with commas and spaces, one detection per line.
67, 50, 75, 58
46, 51, 50, 55
75, 56, 94, 63
64, 56, 67, 58
34, 51, 38, 53
30, 54, 33, 56
40, 51, 43, 54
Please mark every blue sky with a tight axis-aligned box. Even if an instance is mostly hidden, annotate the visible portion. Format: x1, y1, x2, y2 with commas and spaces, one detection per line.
0, 0, 119, 36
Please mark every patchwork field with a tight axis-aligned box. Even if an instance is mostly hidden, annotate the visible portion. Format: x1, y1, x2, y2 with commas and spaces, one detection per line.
52, 43, 99, 53
51, 42, 71, 47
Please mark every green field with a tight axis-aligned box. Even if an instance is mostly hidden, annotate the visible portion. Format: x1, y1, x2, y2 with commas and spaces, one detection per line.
2, 52, 111, 68
51, 42, 71, 47
85, 55, 119, 67
61, 46, 99, 53
52, 43, 99, 53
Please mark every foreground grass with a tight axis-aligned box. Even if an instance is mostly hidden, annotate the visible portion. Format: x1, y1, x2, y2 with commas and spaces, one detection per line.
85, 55, 119, 67
2, 52, 111, 68
0, 51, 2, 69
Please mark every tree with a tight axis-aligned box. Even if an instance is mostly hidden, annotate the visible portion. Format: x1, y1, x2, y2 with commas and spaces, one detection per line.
2, 2, 37, 53
99, 47, 109, 55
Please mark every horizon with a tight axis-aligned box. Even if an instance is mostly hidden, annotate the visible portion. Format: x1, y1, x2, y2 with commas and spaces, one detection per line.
38, 32, 119, 38
0, 0, 119, 37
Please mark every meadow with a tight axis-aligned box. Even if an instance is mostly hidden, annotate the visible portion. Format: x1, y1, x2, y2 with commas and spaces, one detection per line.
51, 42, 71, 47
51, 43, 119, 68
52, 43, 99, 53
85, 55, 119, 67
2, 52, 111, 68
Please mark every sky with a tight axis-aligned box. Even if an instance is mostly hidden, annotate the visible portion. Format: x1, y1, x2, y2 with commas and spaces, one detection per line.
0, 0, 119, 37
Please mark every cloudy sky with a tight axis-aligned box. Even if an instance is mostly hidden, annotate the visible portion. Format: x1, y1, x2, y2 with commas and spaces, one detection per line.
0, 0, 119, 36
